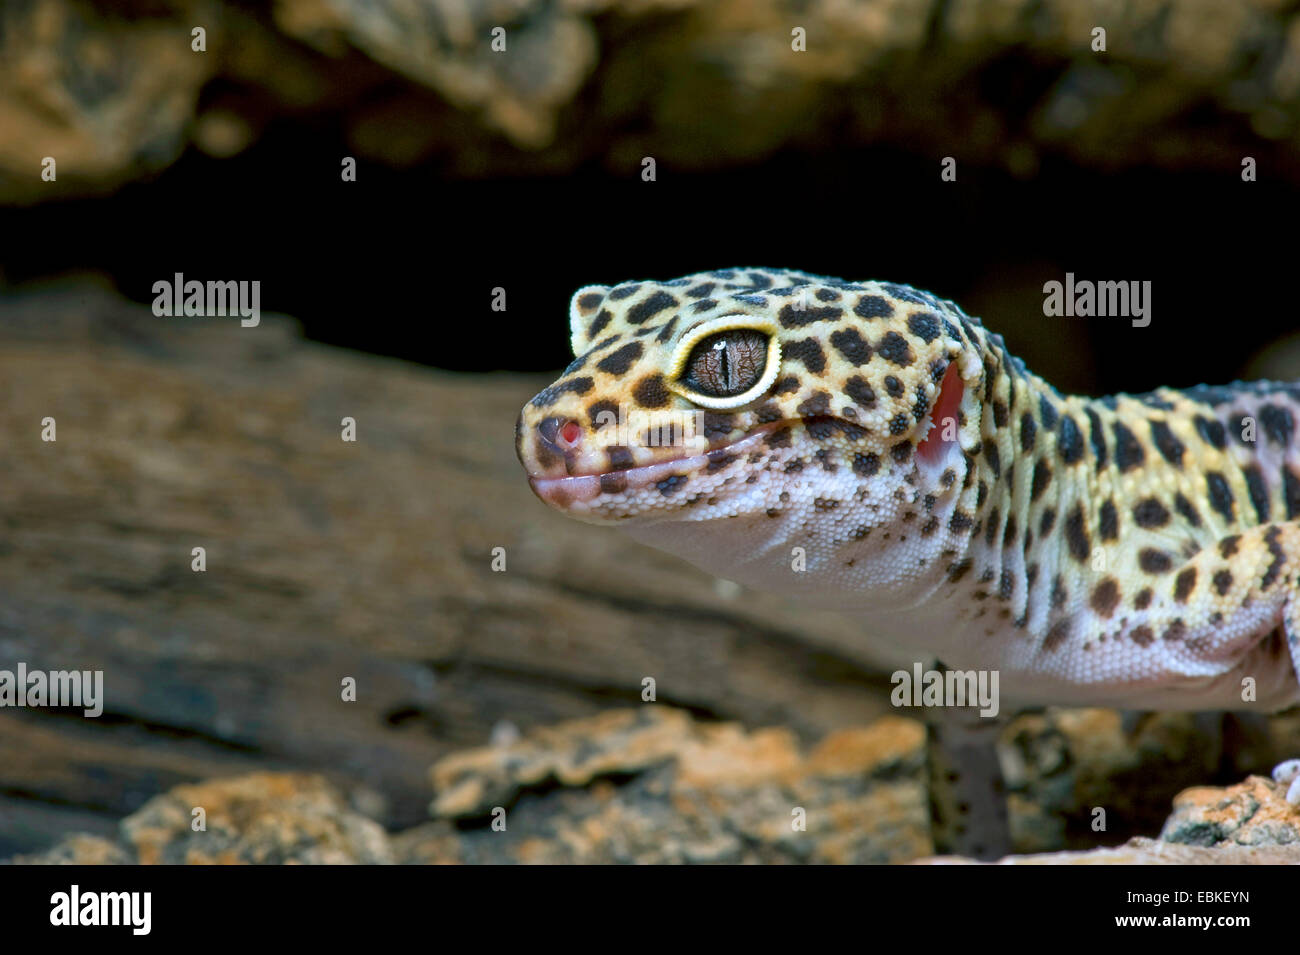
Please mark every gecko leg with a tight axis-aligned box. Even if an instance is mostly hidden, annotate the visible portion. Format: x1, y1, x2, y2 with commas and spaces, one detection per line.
1275, 588, 1300, 805
926, 696, 1012, 860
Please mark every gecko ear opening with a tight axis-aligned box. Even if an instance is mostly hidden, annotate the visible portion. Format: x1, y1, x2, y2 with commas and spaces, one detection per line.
917, 361, 964, 468
568, 285, 612, 356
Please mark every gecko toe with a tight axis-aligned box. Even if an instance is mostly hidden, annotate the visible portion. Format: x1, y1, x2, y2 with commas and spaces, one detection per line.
1272, 760, 1300, 805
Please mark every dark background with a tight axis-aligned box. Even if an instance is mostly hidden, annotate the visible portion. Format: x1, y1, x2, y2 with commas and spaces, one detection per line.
6, 131, 1293, 395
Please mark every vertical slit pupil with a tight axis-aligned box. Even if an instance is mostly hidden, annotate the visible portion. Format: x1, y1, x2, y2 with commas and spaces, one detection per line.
684, 330, 768, 397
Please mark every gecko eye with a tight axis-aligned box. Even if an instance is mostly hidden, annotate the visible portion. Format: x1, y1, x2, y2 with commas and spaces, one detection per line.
680, 329, 770, 398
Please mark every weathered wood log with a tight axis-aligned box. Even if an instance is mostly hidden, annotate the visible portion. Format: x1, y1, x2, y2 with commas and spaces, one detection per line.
0, 277, 901, 856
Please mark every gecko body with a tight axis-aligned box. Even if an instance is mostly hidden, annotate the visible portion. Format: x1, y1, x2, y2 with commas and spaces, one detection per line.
516, 268, 1300, 804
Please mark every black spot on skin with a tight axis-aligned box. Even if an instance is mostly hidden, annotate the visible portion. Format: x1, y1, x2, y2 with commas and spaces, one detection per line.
884, 376, 904, 397
922, 516, 940, 536
596, 341, 644, 375
982, 440, 1001, 479
1206, 472, 1235, 524
608, 284, 641, 301
815, 288, 840, 302
889, 413, 910, 435
1112, 421, 1145, 472
1213, 569, 1233, 595
949, 510, 973, 532
1065, 504, 1090, 561
814, 498, 839, 510
530, 376, 595, 408
1139, 549, 1173, 574
785, 338, 827, 374
1098, 498, 1118, 540
1149, 420, 1185, 466
1133, 497, 1171, 528
1131, 625, 1155, 647
999, 569, 1014, 600
985, 507, 1000, 547
877, 332, 914, 367
766, 427, 793, 448
607, 446, 635, 471
588, 310, 612, 340
1243, 465, 1271, 521
990, 401, 1008, 429
1173, 493, 1202, 528
1135, 588, 1153, 610
813, 448, 836, 472
907, 312, 941, 343
1003, 515, 1018, 548
891, 442, 913, 464
1085, 407, 1108, 469
685, 282, 715, 299
626, 290, 677, 324
588, 399, 619, 429
1286, 467, 1300, 520
797, 391, 832, 417
1195, 415, 1227, 449
1019, 413, 1037, 453
707, 451, 739, 472
691, 299, 718, 313
655, 317, 679, 343
772, 375, 800, 395
852, 452, 880, 476
947, 558, 973, 582
577, 292, 604, 312
852, 525, 870, 540
1038, 394, 1059, 431
779, 304, 843, 328
1174, 567, 1197, 603
1091, 578, 1120, 618
1163, 620, 1187, 642
1260, 404, 1296, 446
1039, 507, 1057, 536
1219, 535, 1241, 558
1044, 618, 1071, 651
631, 374, 672, 408
1030, 460, 1052, 502
1263, 525, 1285, 589
845, 376, 877, 409
766, 508, 779, 518
829, 327, 872, 365
1059, 415, 1084, 464
655, 474, 688, 495
854, 295, 894, 319
1051, 575, 1068, 610
599, 471, 627, 494
753, 404, 782, 424
912, 385, 929, 423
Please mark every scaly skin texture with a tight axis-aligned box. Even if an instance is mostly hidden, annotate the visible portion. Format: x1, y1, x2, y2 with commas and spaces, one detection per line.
516, 268, 1300, 715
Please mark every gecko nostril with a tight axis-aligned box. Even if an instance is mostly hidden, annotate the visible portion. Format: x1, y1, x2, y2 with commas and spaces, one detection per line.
537, 416, 582, 453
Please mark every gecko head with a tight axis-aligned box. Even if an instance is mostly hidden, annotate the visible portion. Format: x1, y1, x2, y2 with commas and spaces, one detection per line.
517, 268, 986, 530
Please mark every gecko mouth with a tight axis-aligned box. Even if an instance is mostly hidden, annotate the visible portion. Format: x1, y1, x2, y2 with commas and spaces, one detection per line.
527, 420, 790, 509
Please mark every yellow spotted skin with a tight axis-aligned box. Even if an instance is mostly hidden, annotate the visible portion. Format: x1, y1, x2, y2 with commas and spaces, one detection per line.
517, 268, 1300, 712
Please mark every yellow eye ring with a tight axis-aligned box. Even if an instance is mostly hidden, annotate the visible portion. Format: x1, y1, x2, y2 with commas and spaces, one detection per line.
665, 315, 783, 409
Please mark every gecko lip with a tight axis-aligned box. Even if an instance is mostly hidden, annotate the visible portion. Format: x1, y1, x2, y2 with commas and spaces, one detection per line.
527, 421, 788, 507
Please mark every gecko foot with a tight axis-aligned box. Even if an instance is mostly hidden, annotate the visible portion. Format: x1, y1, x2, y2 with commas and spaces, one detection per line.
1270, 759, 1300, 805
